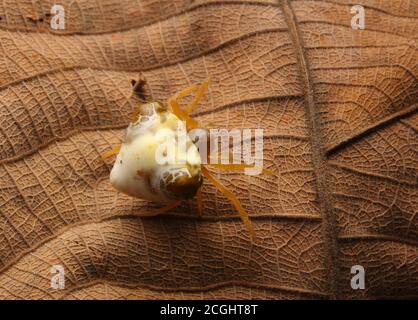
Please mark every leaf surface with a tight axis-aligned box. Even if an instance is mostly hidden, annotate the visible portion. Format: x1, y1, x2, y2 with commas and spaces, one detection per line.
0, 0, 417, 299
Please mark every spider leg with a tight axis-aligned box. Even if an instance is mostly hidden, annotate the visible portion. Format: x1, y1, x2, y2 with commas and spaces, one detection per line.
136, 201, 182, 217
168, 85, 199, 120
201, 166, 255, 240
101, 145, 121, 160
208, 163, 275, 175
184, 78, 210, 115
168, 79, 210, 130
207, 148, 274, 175
168, 94, 198, 130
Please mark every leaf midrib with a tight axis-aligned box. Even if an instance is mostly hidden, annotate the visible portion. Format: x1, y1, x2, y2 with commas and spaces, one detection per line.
279, 0, 340, 299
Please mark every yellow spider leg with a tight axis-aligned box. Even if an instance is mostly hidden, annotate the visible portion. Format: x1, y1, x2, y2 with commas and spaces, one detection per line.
196, 187, 203, 218
136, 201, 182, 217
168, 79, 210, 130
184, 113, 199, 131
201, 166, 255, 240
173, 85, 200, 101
168, 85, 199, 120
168, 98, 198, 130
208, 164, 275, 176
184, 78, 210, 115
168, 97, 185, 120
101, 145, 121, 160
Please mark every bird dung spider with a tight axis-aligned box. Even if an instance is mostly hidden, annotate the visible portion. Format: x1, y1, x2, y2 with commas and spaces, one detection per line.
102, 76, 272, 240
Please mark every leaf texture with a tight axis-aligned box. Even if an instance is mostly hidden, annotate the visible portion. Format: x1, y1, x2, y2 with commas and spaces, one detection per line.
0, 0, 417, 299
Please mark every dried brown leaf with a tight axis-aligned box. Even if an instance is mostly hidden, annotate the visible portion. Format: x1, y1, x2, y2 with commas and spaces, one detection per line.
0, 0, 417, 299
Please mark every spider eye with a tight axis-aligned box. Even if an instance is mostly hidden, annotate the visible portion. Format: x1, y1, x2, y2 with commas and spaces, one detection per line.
161, 168, 202, 200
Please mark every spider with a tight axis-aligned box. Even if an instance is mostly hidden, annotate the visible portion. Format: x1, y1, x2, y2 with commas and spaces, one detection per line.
102, 77, 271, 240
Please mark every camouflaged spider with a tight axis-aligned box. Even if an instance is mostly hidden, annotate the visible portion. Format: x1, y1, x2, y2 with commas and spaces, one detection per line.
102, 77, 271, 240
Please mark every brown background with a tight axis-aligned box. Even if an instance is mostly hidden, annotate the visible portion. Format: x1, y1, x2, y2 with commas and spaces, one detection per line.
0, 0, 416, 299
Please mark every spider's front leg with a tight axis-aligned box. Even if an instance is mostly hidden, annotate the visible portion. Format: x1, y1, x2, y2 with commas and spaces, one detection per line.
101, 145, 121, 160
134, 201, 183, 217
166, 79, 257, 239
168, 79, 210, 130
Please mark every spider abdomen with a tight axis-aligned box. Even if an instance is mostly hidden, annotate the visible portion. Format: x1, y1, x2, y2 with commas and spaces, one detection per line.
109, 102, 202, 203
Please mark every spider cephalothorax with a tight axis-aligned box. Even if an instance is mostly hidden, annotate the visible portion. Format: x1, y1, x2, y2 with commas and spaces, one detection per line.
103, 77, 271, 240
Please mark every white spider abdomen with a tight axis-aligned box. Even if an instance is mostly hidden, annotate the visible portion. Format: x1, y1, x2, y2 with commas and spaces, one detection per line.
109, 102, 202, 203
